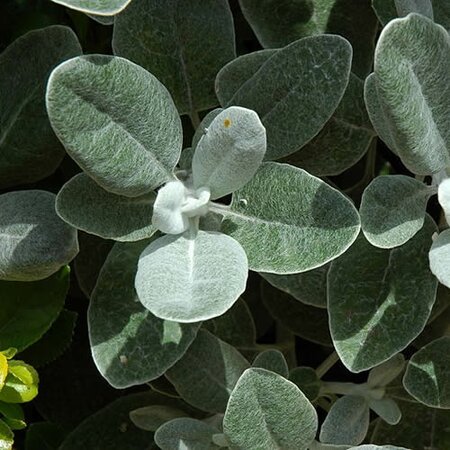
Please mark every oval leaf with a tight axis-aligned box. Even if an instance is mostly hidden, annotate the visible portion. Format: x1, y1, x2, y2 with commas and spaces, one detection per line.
371, 14, 450, 175
228, 35, 352, 160
51, 0, 132, 15
46, 55, 182, 197
0, 26, 82, 189
429, 228, 450, 289
218, 162, 360, 273
360, 175, 434, 248
252, 350, 289, 378
192, 106, 266, 200
403, 336, 450, 408
56, 173, 156, 242
0, 361, 39, 404
438, 178, 450, 223
135, 231, 248, 323
328, 215, 438, 372
223, 368, 318, 450
112, 0, 236, 115
0, 191, 78, 282
89, 239, 200, 388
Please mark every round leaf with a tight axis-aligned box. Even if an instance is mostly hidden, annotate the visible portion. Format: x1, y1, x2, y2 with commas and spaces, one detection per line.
0, 191, 78, 282
403, 336, 450, 408
328, 215, 438, 372
218, 162, 360, 273
223, 368, 318, 450
0, 26, 82, 189
360, 175, 434, 248
56, 173, 156, 242
89, 239, 200, 388
135, 231, 248, 323
429, 229, 450, 289
46, 54, 182, 197
252, 350, 288, 378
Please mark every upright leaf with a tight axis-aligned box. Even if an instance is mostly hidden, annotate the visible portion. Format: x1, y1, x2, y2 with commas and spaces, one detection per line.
370, 14, 450, 175
166, 330, 250, 413
0, 190, 78, 282
0, 26, 81, 189
360, 175, 434, 248
228, 35, 352, 160
113, 0, 236, 115
403, 336, 450, 408
218, 162, 360, 273
89, 240, 200, 388
51, 0, 132, 15
135, 231, 248, 322
223, 368, 318, 450
328, 216, 438, 372
46, 55, 182, 197
56, 173, 157, 242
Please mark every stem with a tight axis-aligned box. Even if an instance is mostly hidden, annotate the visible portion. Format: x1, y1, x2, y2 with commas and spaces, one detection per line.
190, 111, 201, 129
315, 351, 339, 379
317, 397, 331, 413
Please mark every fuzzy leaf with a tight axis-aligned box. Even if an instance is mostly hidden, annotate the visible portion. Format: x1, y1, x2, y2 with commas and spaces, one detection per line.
89, 240, 200, 388
367, 354, 406, 388
46, 55, 182, 197
223, 368, 318, 450
429, 229, 450, 288
289, 367, 321, 402
56, 173, 156, 242
0, 267, 69, 352
328, 216, 438, 372
253, 350, 288, 378
228, 35, 352, 160
370, 14, 450, 175
0, 191, 78, 282
129, 405, 188, 432
394, 0, 433, 18
360, 175, 433, 248
51, 0, 131, 15
438, 178, 450, 223
0, 26, 81, 189
219, 162, 360, 273
192, 107, 266, 200
261, 264, 328, 308
403, 336, 450, 408
135, 231, 248, 322
368, 398, 401, 425
112, 0, 235, 115
155, 418, 220, 450
320, 395, 370, 446
166, 330, 250, 413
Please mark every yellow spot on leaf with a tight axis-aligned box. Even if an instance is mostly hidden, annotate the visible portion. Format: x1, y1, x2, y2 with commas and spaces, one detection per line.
224, 118, 231, 128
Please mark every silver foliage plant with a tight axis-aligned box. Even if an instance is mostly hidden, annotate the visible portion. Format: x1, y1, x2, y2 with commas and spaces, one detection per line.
1, 0, 449, 449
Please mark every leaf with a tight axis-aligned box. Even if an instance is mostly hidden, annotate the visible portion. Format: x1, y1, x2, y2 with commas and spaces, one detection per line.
320, 395, 370, 445
349, 446, 408, 450
218, 162, 360, 273
18, 310, 77, 368
215, 50, 277, 107
135, 231, 248, 322
46, 54, 182, 197
360, 175, 434, 248
0, 419, 13, 450
367, 354, 406, 388
253, 350, 289, 377
25, 422, 67, 450
0, 356, 7, 392
438, 178, 450, 223
289, 367, 321, 402
262, 280, 333, 346
155, 418, 220, 450
368, 398, 402, 425
238, 0, 378, 77
395, 0, 433, 18
192, 106, 266, 200
0, 25, 81, 189
191, 109, 223, 151
0, 267, 69, 352
429, 229, 450, 288
59, 392, 169, 450
261, 264, 329, 308
285, 74, 375, 177
51, 0, 132, 15
112, 0, 236, 115
166, 330, 250, 413
0, 191, 78, 282
223, 368, 318, 450
370, 400, 450, 449
403, 336, 450, 408
0, 361, 39, 404
56, 173, 157, 242
227, 35, 352, 160
89, 239, 200, 388
328, 215, 438, 372
370, 14, 450, 175
129, 405, 188, 432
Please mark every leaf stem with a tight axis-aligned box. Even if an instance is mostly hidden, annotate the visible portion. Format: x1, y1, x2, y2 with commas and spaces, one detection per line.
190, 111, 201, 129
315, 351, 339, 379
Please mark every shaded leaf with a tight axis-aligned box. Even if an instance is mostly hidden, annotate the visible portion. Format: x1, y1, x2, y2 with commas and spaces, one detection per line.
289, 367, 321, 402
129, 405, 188, 432
253, 350, 288, 378
25, 422, 67, 450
